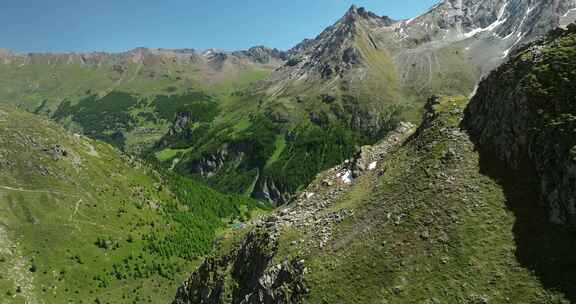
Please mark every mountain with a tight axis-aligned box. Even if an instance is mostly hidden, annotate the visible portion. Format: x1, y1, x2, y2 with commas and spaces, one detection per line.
0, 105, 263, 303
0, 1, 574, 207
158, 0, 576, 204
1, 1, 576, 303
0, 46, 285, 152
172, 24, 576, 301
263, 0, 576, 99
391, 0, 576, 80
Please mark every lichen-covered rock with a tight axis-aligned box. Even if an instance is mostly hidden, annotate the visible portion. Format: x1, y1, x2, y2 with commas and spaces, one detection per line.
463, 24, 576, 226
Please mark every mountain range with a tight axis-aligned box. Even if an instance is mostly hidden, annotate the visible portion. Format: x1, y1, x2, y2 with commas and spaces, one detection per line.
1, 0, 576, 303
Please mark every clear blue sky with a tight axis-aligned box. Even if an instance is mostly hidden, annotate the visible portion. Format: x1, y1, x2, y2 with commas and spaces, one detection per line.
1, 0, 439, 53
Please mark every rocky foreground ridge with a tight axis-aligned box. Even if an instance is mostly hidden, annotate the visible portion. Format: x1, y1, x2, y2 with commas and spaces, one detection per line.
172, 24, 576, 303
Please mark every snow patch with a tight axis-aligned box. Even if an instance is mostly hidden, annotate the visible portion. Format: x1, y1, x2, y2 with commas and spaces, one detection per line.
368, 161, 377, 171
462, 3, 508, 39
469, 84, 479, 99
341, 170, 352, 184
563, 8, 576, 18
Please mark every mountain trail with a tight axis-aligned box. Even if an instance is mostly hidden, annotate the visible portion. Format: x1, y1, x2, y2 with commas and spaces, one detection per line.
0, 185, 78, 197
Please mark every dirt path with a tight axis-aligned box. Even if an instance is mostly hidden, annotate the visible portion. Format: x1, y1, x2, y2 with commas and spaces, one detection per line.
0, 185, 78, 197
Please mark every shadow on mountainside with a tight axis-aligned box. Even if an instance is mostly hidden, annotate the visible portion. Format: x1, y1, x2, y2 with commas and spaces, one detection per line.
477, 149, 576, 301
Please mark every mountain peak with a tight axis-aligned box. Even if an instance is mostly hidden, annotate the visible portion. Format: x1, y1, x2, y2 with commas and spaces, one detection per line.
344, 5, 391, 23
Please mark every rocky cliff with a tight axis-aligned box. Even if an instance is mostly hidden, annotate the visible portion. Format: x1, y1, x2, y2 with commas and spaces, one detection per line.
463, 23, 576, 226
172, 230, 307, 304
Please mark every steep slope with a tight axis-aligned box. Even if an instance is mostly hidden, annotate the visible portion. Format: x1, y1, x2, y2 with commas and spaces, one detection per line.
0, 105, 263, 303
263, 0, 576, 102
174, 95, 576, 303
463, 23, 576, 226
261, 6, 398, 102
157, 6, 406, 205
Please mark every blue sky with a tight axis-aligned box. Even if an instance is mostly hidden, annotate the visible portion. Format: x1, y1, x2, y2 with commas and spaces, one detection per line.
1, 0, 439, 53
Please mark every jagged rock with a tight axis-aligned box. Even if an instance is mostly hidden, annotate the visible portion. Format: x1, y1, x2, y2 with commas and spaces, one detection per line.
173, 230, 307, 304
285, 58, 301, 67
254, 178, 290, 205
169, 112, 192, 135
233, 46, 288, 64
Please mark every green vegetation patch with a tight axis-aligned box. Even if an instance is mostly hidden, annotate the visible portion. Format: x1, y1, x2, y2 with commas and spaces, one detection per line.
152, 92, 217, 122
146, 171, 268, 259
53, 92, 139, 148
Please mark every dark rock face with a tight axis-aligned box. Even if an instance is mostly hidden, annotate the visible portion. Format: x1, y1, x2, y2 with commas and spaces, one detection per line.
187, 143, 240, 178
240, 46, 289, 64
184, 141, 292, 205
253, 178, 290, 205
169, 112, 192, 135
463, 24, 576, 226
172, 230, 307, 304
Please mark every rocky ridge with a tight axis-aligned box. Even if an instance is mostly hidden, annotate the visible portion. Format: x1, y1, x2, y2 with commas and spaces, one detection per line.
257, 122, 415, 248
0, 46, 286, 69
175, 90, 576, 303
172, 122, 415, 304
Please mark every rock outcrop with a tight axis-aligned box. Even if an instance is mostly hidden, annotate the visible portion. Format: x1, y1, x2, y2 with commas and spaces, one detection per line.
172, 230, 307, 304
463, 24, 576, 226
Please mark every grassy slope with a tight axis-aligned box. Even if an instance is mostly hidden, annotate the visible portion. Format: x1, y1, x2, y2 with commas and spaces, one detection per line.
0, 105, 264, 304
267, 96, 573, 303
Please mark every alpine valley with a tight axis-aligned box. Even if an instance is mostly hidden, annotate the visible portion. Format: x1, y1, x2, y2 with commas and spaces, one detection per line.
1, 0, 576, 303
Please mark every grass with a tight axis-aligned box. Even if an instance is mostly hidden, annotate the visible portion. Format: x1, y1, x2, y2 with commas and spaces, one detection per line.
0, 105, 266, 304
209, 68, 271, 95
264, 135, 287, 168
355, 22, 399, 104
155, 148, 187, 162
247, 96, 572, 303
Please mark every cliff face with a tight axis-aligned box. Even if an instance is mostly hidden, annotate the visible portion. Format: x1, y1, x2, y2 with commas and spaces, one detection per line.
463, 24, 576, 226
